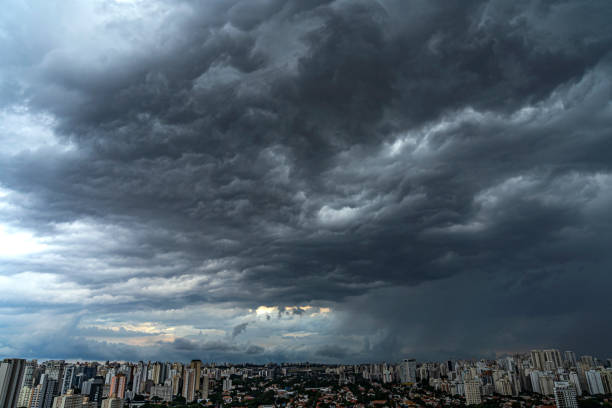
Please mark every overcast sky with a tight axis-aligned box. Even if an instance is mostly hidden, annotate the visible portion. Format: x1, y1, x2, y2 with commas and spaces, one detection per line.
1, 0, 612, 363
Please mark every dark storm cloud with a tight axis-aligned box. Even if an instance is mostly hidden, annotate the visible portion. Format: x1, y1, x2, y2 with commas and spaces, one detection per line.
77, 326, 163, 338
232, 322, 249, 338
1, 0, 612, 361
316, 345, 349, 360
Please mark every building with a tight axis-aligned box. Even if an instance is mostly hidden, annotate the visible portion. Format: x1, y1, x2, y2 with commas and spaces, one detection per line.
531, 350, 545, 371
564, 351, 577, 367
29, 375, 57, 408
42, 379, 59, 408
182, 368, 196, 402
17, 361, 37, 408
554, 381, 578, 408
201, 374, 209, 399
51, 391, 88, 408
190, 360, 202, 392
81, 377, 104, 406
586, 370, 605, 395
60, 366, 77, 396
17, 387, 33, 408
568, 372, 583, 396
539, 375, 554, 396
222, 377, 232, 392
601, 369, 612, 394
100, 399, 123, 408
544, 349, 563, 369
399, 359, 417, 383
109, 374, 126, 399
1, 359, 26, 408
581, 356, 595, 369
494, 377, 513, 396
529, 370, 543, 394
464, 379, 481, 405
150, 385, 172, 402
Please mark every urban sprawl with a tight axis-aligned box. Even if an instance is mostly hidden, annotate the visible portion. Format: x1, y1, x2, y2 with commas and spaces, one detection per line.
2, 350, 612, 408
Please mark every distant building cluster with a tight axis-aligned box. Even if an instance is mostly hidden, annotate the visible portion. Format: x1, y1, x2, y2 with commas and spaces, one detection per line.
0, 349, 611, 408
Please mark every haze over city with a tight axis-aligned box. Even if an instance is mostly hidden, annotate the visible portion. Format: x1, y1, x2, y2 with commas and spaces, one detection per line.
1, 0, 612, 368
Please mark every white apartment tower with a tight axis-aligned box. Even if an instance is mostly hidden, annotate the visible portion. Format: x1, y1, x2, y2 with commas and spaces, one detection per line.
554, 381, 578, 408
464, 379, 481, 405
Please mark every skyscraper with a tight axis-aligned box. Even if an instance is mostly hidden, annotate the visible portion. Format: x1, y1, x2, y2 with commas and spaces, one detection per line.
109, 374, 126, 399
222, 377, 232, 392
568, 372, 583, 396
564, 351, 577, 367
51, 391, 88, 408
81, 377, 104, 406
190, 360, 202, 392
543, 349, 563, 369
0, 359, 26, 408
17, 361, 37, 408
182, 368, 196, 402
554, 381, 578, 408
586, 370, 605, 395
29, 374, 56, 408
201, 374, 209, 400
399, 359, 417, 383
60, 366, 76, 396
580, 356, 595, 369
464, 379, 481, 405
530, 350, 546, 371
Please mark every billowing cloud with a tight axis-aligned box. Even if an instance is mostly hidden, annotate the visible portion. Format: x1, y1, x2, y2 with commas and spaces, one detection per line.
1, 0, 612, 362
232, 322, 249, 338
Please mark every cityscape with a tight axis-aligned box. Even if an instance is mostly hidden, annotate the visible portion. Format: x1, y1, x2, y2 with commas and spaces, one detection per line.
2, 349, 612, 408
2, 1, 612, 408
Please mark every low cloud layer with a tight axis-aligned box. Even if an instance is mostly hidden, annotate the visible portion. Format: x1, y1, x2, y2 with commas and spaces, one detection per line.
1, 0, 612, 362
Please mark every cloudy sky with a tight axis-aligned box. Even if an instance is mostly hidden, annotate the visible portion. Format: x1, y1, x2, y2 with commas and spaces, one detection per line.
1, 0, 612, 363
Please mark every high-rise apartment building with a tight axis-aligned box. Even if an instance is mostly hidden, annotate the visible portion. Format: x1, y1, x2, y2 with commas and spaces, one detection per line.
17, 361, 38, 408
51, 391, 88, 408
109, 374, 126, 399
190, 360, 202, 392
544, 349, 563, 369
581, 356, 595, 369
100, 398, 123, 408
539, 375, 554, 396
464, 379, 481, 405
222, 377, 232, 392
0, 359, 26, 408
399, 359, 417, 383
150, 385, 172, 402
29, 374, 57, 408
182, 368, 196, 402
553, 381, 578, 408
530, 350, 545, 371
201, 374, 209, 400
586, 370, 605, 395
17, 387, 33, 408
81, 377, 104, 406
600, 370, 612, 394
564, 351, 577, 367
60, 366, 76, 396
568, 372, 582, 396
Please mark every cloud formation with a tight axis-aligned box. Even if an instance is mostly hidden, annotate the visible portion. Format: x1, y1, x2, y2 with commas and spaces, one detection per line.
1, 0, 612, 362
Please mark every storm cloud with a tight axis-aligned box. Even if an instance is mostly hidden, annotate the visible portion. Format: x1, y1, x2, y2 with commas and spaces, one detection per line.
1, 0, 612, 362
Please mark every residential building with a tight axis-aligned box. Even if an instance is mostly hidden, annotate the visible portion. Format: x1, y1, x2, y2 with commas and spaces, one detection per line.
0, 359, 26, 408
464, 379, 481, 405
553, 381, 578, 408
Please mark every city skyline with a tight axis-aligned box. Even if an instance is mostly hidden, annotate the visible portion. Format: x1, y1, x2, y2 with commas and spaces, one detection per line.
2, 349, 612, 408
1, 0, 612, 363
3, 348, 612, 367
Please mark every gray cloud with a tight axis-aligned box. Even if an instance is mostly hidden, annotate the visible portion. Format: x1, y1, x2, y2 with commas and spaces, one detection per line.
232, 322, 249, 338
1, 0, 612, 362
